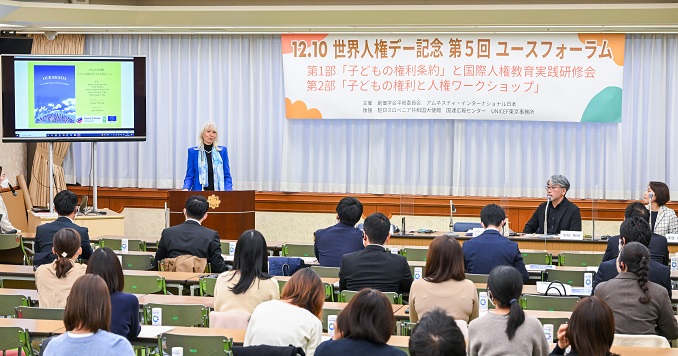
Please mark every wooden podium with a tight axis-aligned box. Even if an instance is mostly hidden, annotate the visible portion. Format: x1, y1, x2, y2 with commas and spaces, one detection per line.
168, 190, 255, 240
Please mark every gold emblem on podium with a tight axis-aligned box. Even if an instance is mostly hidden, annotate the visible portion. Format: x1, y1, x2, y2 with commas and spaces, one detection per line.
207, 194, 221, 209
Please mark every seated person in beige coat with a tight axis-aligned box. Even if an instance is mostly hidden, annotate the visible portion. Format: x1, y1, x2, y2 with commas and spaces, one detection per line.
35, 228, 87, 309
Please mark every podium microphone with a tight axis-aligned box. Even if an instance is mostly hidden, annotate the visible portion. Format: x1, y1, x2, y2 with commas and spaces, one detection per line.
7, 183, 16, 196
648, 193, 654, 226
449, 200, 456, 232
543, 196, 552, 235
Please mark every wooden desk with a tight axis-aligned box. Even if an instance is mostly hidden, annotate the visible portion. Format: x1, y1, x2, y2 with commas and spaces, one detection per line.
0, 288, 40, 300
276, 276, 339, 285
610, 346, 678, 355
323, 302, 404, 314
26, 209, 124, 238
0, 318, 65, 336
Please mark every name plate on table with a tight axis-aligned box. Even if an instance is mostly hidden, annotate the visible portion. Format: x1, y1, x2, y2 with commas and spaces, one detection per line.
666, 234, 678, 242
471, 228, 485, 237
560, 230, 584, 240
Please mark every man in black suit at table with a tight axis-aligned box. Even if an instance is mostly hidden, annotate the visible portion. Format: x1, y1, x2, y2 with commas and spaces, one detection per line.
33, 190, 93, 267
602, 202, 669, 266
339, 212, 413, 294
154, 195, 227, 273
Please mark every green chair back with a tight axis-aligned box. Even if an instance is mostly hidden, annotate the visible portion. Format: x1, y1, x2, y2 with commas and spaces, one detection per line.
466, 274, 489, 283
277, 279, 286, 292
534, 316, 569, 336
322, 282, 334, 302
200, 276, 218, 297
0, 326, 33, 356
400, 248, 428, 262
220, 241, 235, 255
521, 251, 552, 265
310, 266, 339, 278
144, 303, 209, 327
558, 252, 604, 267
397, 321, 417, 336
520, 295, 580, 312
99, 238, 146, 252
16, 306, 64, 320
543, 270, 589, 287
0, 294, 30, 317
160, 333, 232, 355
120, 254, 155, 271
339, 290, 401, 304
321, 306, 342, 332
0, 234, 30, 265
123, 275, 167, 294
281, 243, 314, 257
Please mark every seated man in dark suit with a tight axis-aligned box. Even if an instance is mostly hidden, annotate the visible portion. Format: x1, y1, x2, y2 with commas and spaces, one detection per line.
592, 216, 671, 297
314, 196, 365, 267
523, 174, 582, 234
602, 202, 669, 266
33, 190, 93, 267
462, 204, 529, 282
154, 195, 227, 273
339, 212, 413, 294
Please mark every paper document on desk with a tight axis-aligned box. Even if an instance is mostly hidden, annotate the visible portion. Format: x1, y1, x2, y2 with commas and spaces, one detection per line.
138, 325, 175, 338
526, 264, 556, 271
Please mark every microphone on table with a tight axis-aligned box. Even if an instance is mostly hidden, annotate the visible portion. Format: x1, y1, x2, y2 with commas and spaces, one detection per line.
7, 183, 16, 196
648, 193, 654, 226
543, 196, 552, 235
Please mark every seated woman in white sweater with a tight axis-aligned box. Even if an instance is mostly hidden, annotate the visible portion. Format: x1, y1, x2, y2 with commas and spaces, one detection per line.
214, 229, 279, 314
245, 268, 324, 356
35, 228, 87, 309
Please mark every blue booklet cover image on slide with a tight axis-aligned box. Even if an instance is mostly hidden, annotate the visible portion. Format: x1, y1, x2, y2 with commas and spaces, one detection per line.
34, 65, 76, 124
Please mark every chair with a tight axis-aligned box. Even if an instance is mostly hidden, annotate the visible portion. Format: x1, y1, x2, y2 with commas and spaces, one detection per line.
397, 320, 468, 341
123, 275, 167, 294
322, 282, 334, 302
309, 266, 339, 278
144, 303, 209, 327
321, 306, 342, 332
99, 238, 146, 252
15, 306, 64, 320
277, 279, 286, 292
466, 274, 489, 283
534, 316, 569, 336
339, 290, 401, 304
209, 311, 250, 330
0, 234, 30, 265
521, 251, 552, 265
220, 241, 235, 255
120, 254, 155, 271
199, 276, 218, 297
0, 326, 33, 356
281, 243, 315, 257
400, 247, 428, 262
612, 334, 671, 348
159, 333, 232, 355
453, 222, 482, 233
558, 252, 604, 267
0, 294, 30, 317
520, 295, 580, 312
543, 269, 588, 287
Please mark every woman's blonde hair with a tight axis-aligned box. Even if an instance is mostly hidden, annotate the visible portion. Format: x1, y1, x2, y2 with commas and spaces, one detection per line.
197, 121, 220, 151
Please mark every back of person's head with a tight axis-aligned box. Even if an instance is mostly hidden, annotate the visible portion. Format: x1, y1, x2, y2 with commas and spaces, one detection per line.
230, 229, 271, 294
480, 204, 506, 228
336, 197, 363, 226
54, 190, 78, 216
363, 212, 391, 245
53, 228, 81, 279
648, 181, 670, 206
624, 202, 650, 221
619, 241, 652, 304
409, 308, 466, 356
336, 289, 394, 345
487, 265, 525, 340
86, 247, 124, 293
280, 268, 324, 319
185, 195, 209, 220
424, 236, 465, 283
566, 297, 617, 356
64, 274, 111, 332
620, 216, 652, 247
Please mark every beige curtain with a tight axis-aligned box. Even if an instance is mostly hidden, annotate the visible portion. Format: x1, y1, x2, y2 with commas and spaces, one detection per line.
28, 34, 85, 208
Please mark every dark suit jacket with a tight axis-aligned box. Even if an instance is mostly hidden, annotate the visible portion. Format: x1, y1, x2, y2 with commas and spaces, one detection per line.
523, 196, 582, 234
462, 229, 530, 282
154, 220, 227, 273
339, 244, 413, 294
602, 234, 669, 266
314, 222, 365, 267
33, 216, 93, 267
592, 259, 671, 298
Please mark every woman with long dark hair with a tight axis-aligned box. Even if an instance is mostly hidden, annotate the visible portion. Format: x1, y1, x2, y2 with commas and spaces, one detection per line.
468, 265, 549, 356
214, 229, 279, 314
35, 228, 87, 308
549, 296, 618, 356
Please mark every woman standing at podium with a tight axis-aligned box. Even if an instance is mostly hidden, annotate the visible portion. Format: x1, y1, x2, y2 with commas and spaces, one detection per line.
183, 121, 233, 191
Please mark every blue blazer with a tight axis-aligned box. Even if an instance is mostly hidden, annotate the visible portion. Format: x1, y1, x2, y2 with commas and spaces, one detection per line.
183, 146, 232, 191
462, 229, 530, 282
314, 222, 365, 267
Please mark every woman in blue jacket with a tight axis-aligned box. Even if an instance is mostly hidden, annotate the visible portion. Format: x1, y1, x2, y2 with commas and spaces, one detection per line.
183, 121, 233, 191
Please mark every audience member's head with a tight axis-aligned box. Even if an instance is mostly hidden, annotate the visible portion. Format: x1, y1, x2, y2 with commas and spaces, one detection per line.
54, 190, 79, 216
363, 212, 391, 245
624, 202, 650, 221
53, 228, 82, 279
619, 241, 651, 304
64, 274, 111, 332
336, 197, 363, 226
184, 195, 209, 220
409, 308, 466, 356
565, 296, 616, 356
480, 204, 506, 228
648, 181, 670, 206
86, 247, 124, 293
424, 236, 465, 283
487, 265, 525, 340
230, 229, 271, 294
336, 289, 394, 345
620, 216, 652, 247
281, 268, 324, 319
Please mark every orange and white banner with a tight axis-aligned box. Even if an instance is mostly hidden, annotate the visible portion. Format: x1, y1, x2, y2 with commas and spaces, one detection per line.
282, 34, 624, 122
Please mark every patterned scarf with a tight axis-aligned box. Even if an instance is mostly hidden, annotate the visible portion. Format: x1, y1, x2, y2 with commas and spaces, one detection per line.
198, 147, 224, 191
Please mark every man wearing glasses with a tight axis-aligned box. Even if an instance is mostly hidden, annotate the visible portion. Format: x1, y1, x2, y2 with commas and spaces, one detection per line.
523, 174, 582, 234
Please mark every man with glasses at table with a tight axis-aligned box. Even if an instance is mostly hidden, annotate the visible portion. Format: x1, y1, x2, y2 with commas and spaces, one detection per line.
523, 174, 582, 235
